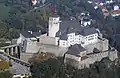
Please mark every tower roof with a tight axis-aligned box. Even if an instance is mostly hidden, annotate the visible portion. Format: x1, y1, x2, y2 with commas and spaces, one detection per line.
66, 44, 86, 57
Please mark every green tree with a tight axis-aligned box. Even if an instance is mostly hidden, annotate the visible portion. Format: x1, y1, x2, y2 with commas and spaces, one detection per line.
0, 21, 8, 38
30, 58, 61, 78
0, 71, 12, 78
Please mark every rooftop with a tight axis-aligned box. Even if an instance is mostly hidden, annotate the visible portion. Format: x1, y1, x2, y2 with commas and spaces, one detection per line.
21, 30, 41, 38
56, 20, 97, 40
66, 44, 86, 57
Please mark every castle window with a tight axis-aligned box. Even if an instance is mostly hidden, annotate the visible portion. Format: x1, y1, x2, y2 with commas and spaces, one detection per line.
81, 41, 85, 44
54, 22, 58, 24
95, 34, 97, 37
88, 38, 94, 41
50, 18, 53, 21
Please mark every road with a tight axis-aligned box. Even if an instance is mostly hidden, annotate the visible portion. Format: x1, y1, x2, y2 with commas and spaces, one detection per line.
29, 3, 50, 12
9, 60, 30, 75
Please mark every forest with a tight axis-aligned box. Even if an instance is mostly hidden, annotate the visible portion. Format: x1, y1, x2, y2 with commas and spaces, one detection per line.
30, 53, 120, 78
0, 0, 120, 51
1, 0, 120, 78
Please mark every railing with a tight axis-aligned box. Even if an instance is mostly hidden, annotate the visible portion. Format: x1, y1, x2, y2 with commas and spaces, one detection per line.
0, 50, 30, 67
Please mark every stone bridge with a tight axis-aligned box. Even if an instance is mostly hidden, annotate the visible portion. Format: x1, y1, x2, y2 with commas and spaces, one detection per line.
0, 45, 30, 67
1, 44, 21, 59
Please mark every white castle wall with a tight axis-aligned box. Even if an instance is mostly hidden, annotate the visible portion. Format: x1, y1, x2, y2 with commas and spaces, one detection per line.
84, 38, 108, 53
25, 41, 40, 53
39, 36, 56, 45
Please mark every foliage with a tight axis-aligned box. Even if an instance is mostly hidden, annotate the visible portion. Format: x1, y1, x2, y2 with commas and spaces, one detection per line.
0, 42, 10, 47
0, 70, 12, 78
4, 28, 20, 40
31, 58, 61, 78
30, 55, 120, 78
0, 3, 10, 20
0, 61, 9, 70
0, 21, 8, 38
0, 0, 120, 51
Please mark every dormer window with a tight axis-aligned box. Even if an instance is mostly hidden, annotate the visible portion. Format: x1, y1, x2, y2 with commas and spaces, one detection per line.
81, 41, 85, 44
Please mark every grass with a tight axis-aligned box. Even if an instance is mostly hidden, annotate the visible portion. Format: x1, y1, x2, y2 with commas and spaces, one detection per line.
0, 3, 11, 20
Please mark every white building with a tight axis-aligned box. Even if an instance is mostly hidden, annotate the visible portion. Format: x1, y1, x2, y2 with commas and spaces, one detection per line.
47, 16, 118, 69
17, 30, 41, 53
114, 5, 119, 11
48, 16, 100, 48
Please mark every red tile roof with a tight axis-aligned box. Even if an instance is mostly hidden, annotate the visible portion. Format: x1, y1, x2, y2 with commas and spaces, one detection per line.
111, 10, 120, 14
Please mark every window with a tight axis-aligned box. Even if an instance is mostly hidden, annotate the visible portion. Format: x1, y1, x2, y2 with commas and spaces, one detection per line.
81, 41, 85, 44
70, 35, 73, 37
89, 35, 93, 38
63, 41, 65, 43
95, 34, 98, 37
63, 41, 66, 45
88, 38, 94, 40
50, 18, 53, 21
54, 22, 58, 24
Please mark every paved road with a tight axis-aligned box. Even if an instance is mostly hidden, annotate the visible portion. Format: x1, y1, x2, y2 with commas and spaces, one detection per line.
9, 60, 30, 75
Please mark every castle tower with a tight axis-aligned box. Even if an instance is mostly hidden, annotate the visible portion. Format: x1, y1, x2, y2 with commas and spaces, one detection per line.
114, 5, 119, 11
48, 16, 60, 37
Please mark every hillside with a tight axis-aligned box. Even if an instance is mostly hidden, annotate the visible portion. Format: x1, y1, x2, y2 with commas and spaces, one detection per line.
30, 53, 120, 78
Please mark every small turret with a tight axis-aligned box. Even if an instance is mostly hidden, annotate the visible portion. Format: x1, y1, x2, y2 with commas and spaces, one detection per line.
79, 12, 92, 27
114, 5, 119, 11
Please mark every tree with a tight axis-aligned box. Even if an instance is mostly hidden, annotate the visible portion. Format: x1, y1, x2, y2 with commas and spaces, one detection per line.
0, 21, 8, 38
0, 71, 12, 78
30, 54, 120, 78
30, 58, 61, 78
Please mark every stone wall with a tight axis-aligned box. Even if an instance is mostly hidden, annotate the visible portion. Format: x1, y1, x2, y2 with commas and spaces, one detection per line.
24, 36, 68, 55
109, 50, 118, 61
25, 41, 40, 53
24, 40, 68, 56
38, 44, 68, 57
84, 38, 108, 53
64, 50, 118, 69
39, 36, 56, 45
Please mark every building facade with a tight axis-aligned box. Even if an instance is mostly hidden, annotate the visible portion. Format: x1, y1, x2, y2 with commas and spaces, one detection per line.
48, 15, 118, 69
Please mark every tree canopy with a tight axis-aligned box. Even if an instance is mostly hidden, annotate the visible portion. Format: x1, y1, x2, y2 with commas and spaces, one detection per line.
30, 53, 120, 78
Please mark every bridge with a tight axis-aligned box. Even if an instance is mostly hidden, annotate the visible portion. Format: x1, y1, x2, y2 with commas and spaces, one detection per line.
0, 44, 31, 67
1, 44, 21, 59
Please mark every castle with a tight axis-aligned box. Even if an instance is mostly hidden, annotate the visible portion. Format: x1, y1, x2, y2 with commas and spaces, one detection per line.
47, 14, 118, 69
16, 12, 118, 69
